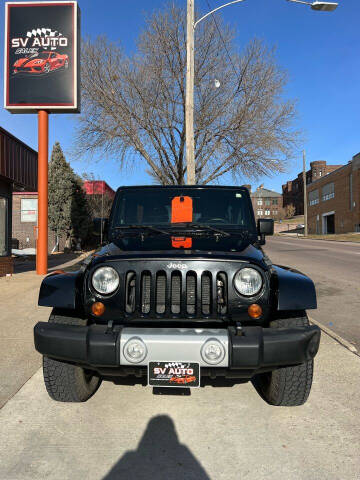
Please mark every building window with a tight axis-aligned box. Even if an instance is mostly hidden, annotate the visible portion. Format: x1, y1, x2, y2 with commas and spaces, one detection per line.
349, 173, 353, 210
257, 210, 263, 216
265, 199, 270, 206
0, 197, 8, 256
272, 199, 278, 205
308, 189, 319, 206
257, 199, 263, 206
319, 171, 322, 177
265, 210, 271, 216
21, 198, 38, 223
322, 182, 335, 202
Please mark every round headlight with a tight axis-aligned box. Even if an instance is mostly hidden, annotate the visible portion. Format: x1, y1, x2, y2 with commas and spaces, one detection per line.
92, 266, 119, 295
234, 268, 262, 297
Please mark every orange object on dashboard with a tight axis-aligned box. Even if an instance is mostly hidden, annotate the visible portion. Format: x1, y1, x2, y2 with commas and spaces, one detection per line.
171, 237, 192, 248
171, 196, 193, 248
171, 196, 193, 223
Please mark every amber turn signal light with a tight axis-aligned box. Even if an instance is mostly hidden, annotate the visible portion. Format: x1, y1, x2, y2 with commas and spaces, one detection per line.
91, 302, 105, 316
248, 303, 262, 319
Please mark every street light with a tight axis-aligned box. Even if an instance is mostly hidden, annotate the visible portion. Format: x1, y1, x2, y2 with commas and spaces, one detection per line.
185, 0, 338, 185
287, 1, 338, 12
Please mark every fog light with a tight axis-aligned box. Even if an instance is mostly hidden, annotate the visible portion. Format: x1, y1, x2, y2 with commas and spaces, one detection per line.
91, 301, 105, 316
248, 303, 262, 319
201, 339, 225, 365
123, 337, 147, 364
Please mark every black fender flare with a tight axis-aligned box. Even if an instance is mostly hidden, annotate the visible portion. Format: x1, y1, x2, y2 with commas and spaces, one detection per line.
272, 265, 317, 311
38, 271, 83, 310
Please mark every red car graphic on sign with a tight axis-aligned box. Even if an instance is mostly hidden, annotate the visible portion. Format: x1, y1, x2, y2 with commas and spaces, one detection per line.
170, 375, 197, 385
13, 51, 69, 75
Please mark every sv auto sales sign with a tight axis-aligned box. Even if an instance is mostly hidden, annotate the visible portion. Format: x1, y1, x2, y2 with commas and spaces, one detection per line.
4, 1, 80, 112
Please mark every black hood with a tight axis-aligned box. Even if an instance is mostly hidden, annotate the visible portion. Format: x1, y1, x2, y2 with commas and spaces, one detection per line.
93, 237, 265, 266
109, 231, 258, 253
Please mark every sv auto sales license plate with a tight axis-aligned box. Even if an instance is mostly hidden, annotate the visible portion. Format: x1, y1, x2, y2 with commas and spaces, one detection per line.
148, 362, 200, 387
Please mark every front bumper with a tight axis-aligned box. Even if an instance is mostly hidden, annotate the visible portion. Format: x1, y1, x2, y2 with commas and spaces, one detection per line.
34, 322, 320, 372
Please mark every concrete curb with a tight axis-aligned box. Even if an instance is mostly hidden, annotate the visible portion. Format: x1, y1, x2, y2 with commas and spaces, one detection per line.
277, 233, 360, 244
309, 315, 359, 356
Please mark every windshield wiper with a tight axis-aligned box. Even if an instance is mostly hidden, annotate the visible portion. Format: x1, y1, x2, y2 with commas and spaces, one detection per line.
114, 225, 171, 236
189, 223, 231, 237
169, 223, 231, 237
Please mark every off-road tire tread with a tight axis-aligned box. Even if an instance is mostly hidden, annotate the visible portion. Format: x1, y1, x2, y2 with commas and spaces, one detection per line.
43, 310, 101, 402
255, 312, 314, 406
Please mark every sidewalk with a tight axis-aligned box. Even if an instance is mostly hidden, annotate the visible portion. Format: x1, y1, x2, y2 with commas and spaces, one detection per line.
0, 333, 359, 480
0, 252, 91, 408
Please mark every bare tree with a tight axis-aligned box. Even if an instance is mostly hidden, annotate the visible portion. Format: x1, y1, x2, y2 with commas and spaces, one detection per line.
76, 3, 299, 185
285, 204, 296, 218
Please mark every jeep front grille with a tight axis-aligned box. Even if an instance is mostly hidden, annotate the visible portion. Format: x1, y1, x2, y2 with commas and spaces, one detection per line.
124, 269, 228, 318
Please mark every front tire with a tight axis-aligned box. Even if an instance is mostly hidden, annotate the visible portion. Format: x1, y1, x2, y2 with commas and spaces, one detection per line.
253, 312, 314, 406
43, 310, 101, 402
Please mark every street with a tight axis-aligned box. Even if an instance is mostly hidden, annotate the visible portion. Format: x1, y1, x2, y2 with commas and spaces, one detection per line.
264, 236, 360, 350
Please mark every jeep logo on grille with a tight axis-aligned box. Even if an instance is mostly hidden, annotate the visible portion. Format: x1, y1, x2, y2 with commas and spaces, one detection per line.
167, 262, 188, 269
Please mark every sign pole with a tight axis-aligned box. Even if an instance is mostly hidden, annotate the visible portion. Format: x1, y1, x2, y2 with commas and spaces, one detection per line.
36, 110, 49, 275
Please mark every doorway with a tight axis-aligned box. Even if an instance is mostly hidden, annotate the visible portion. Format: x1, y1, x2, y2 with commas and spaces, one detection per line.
322, 211, 335, 234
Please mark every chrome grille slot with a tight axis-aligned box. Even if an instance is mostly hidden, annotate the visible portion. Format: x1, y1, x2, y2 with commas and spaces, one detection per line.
141, 272, 151, 314
156, 272, 166, 314
171, 272, 181, 314
125, 272, 136, 313
216, 272, 228, 315
201, 272, 212, 315
186, 272, 197, 315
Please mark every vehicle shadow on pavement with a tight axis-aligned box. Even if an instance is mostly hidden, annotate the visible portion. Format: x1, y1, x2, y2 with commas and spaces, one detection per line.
102, 415, 210, 480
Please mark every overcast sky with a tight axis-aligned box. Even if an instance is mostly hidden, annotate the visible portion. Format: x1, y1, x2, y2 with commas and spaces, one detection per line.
1, 0, 359, 193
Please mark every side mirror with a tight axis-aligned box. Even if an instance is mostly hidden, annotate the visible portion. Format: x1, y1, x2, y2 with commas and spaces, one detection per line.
93, 218, 108, 243
257, 218, 274, 245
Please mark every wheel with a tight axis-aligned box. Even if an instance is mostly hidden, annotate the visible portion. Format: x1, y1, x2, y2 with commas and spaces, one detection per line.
253, 311, 314, 406
43, 63, 50, 73
42, 309, 101, 402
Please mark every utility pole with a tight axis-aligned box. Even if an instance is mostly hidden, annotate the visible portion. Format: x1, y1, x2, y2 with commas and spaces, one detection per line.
303, 150, 308, 237
186, 0, 195, 185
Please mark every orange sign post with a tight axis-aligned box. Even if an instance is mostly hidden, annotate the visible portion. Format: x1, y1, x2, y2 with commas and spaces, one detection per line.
36, 111, 49, 275
4, 2, 80, 275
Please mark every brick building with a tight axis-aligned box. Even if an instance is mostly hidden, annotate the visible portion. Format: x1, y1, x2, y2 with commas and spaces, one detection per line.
0, 127, 37, 276
12, 192, 65, 253
282, 161, 342, 215
307, 153, 360, 234
12, 180, 115, 253
243, 184, 283, 219
83, 180, 115, 198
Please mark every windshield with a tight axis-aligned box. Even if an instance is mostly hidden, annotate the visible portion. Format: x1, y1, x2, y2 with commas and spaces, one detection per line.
111, 187, 256, 232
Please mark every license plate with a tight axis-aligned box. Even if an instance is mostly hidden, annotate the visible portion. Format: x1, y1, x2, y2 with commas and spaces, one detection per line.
148, 361, 200, 388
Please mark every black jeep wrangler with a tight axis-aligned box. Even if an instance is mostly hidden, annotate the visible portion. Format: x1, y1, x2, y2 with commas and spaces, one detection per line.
34, 186, 320, 405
